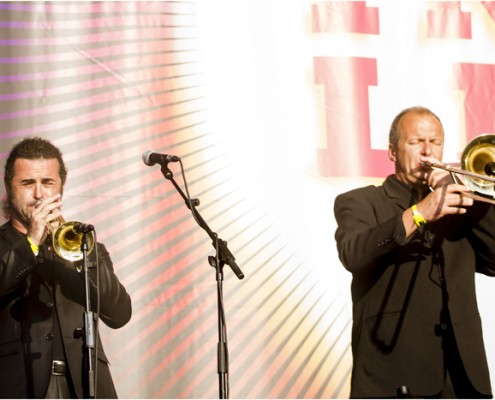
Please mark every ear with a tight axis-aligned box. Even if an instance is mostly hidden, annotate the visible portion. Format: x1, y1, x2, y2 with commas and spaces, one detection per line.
388, 144, 396, 162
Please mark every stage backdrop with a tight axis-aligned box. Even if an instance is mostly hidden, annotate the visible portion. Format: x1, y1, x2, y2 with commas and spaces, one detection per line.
1, 1, 495, 398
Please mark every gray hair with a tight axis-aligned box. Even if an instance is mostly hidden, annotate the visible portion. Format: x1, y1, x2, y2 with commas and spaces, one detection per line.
389, 106, 443, 148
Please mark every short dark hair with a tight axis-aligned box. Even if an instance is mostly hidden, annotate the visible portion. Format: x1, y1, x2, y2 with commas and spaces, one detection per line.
389, 106, 443, 148
3, 137, 67, 218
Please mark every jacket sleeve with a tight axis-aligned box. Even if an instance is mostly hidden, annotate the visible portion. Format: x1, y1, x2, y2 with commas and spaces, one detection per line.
88, 243, 132, 329
334, 187, 409, 274
0, 231, 39, 295
466, 201, 495, 277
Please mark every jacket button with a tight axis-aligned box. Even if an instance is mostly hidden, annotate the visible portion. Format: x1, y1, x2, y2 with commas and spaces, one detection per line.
45, 332, 54, 341
46, 302, 54, 308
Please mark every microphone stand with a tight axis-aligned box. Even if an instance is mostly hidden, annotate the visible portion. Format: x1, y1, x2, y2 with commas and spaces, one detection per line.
78, 233, 96, 398
160, 161, 244, 399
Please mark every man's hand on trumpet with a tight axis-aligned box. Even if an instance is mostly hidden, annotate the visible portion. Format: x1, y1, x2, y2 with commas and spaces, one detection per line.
416, 184, 474, 222
418, 155, 475, 220
418, 155, 455, 189
403, 155, 475, 238
28, 194, 63, 246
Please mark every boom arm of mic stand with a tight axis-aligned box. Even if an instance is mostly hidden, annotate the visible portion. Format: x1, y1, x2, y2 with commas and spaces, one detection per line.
160, 162, 243, 399
160, 164, 244, 280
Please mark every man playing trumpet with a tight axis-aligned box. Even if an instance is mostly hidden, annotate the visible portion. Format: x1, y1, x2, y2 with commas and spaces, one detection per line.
0, 137, 132, 398
335, 106, 495, 398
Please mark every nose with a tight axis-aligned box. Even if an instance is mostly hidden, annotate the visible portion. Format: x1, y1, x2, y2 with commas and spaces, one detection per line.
422, 141, 432, 156
33, 183, 44, 199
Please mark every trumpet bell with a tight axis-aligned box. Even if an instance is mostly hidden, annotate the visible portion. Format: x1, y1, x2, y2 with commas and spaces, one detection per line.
461, 134, 495, 197
53, 220, 95, 262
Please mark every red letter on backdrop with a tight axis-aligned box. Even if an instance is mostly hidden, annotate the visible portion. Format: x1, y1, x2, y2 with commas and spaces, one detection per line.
456, 63, 495, 140
481, 1, 495, 21
426, 1, 472, 39
451, 5, 495, 140
314, 57, 390, 178
313, 2, 390, 178
311, 1, 379, 34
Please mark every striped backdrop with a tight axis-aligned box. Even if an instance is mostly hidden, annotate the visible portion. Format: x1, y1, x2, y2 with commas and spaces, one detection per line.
0, 1, 352, 398
4, 1, 495, 398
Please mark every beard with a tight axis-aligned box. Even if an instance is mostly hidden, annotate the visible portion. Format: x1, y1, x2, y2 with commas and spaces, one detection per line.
2, 192, 31, 229
1, 194, 13, 221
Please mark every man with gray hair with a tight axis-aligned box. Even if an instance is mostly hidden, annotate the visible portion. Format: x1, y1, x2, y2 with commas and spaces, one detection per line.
335, 106, 495, 398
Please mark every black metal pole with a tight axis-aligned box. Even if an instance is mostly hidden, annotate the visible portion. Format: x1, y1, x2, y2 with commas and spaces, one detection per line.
159, 162, 244, 398
81, 233, 96, 398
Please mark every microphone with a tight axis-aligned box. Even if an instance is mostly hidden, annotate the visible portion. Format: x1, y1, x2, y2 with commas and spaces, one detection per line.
73, 223, 95, 234
485, 162, 495, 176
142, 150, 180, 166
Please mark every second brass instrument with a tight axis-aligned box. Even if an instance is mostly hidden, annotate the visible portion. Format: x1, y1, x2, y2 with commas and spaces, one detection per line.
422, 134, 495, 205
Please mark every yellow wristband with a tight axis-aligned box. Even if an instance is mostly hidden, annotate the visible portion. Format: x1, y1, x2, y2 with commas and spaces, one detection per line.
27, 236, 39, 255
411, 204, 427, 227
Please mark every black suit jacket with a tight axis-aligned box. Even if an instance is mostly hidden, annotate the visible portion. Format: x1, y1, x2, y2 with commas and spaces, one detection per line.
0, 221, 132, 398
334, 175, 495, 398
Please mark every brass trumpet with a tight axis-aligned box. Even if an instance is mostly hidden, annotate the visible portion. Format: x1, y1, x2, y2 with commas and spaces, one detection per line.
50, 216, 95, 262
422, 134, 495, 205
36, 201, 95, 262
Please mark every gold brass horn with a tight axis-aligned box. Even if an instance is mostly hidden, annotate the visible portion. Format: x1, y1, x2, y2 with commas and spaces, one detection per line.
461, 134, 495, 197
48, 216, 95, 262
422, 134, 495, 204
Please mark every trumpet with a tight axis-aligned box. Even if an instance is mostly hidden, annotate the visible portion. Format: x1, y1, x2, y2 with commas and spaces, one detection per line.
51, 217, 95, 262
422, 134, 495, 205
36, 202, 95, 262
